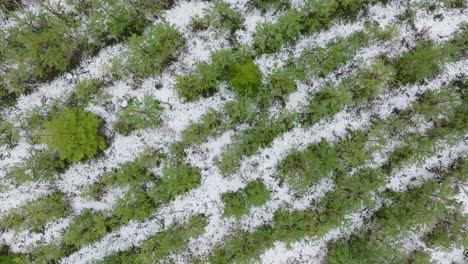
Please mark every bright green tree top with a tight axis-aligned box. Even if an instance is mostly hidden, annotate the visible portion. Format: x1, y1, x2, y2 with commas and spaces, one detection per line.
42, 107, 105, 163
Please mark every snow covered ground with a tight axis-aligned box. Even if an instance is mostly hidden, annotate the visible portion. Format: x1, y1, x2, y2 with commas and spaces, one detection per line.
0, 0, 467, 263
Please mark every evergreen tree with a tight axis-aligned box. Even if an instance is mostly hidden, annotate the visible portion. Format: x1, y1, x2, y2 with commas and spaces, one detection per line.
42, 107, 106, 163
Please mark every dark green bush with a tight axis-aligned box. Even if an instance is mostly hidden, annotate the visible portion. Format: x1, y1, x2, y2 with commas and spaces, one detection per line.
41, 107, 105, 163
394, 41, 442, 84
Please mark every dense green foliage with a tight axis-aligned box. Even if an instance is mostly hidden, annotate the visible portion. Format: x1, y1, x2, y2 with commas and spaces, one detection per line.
41, 107, 105, 162
229, 60, 263, 96
394, 41, 442, 84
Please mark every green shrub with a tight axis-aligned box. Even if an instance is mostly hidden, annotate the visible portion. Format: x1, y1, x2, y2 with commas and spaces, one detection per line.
349, 59, 393, 103
335, 130, 371, 168
405, 251, 435, 264
0, 193, 68, 233
278, 140, 341, 194
276, 10, 304, 42
191, 0, 243, 34
180, 109, 226, 146
253, 22, 283, 54
62, 209, 108, 251
253, 0, 290, 12
222, 191, 247, 218
319, 168, 384, 221
41, 107, 105, 163
85, 148, 165, 199
112, 189, 155, 225
113, 95, 163, 135
112, 23, 184, 80
69, 79, 104, 106
244, 180, 270, 206
0, 120, 20, 148
222, 180, 270, 218
149, 162, 201, 203
8, 149, 65, 183
0, 253, 27, 264
4, 12, 86, 93
211, 47, 253, 78
101, 149, 164, 187
297, 31, 369, 79
217, 113, 296, 175
442, 0, 466, 8
324, 234, 396, 264
301, 84, 352, 126
300, 0, 339, 33
272, 210, 317, 243
394, 41, 442, 84
84, 0, 149, 44
229, 60, 262, 96
259, 67, 298, 107
422, 210, 467, 249
175, 62, 220, 101
377, 180, 450, 238
209, 227, 274, 263
99, 215, 207, 263
224, 97, 259, 125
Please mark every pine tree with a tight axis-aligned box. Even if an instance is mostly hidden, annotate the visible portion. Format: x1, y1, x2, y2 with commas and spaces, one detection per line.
42, 107, 106, 163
